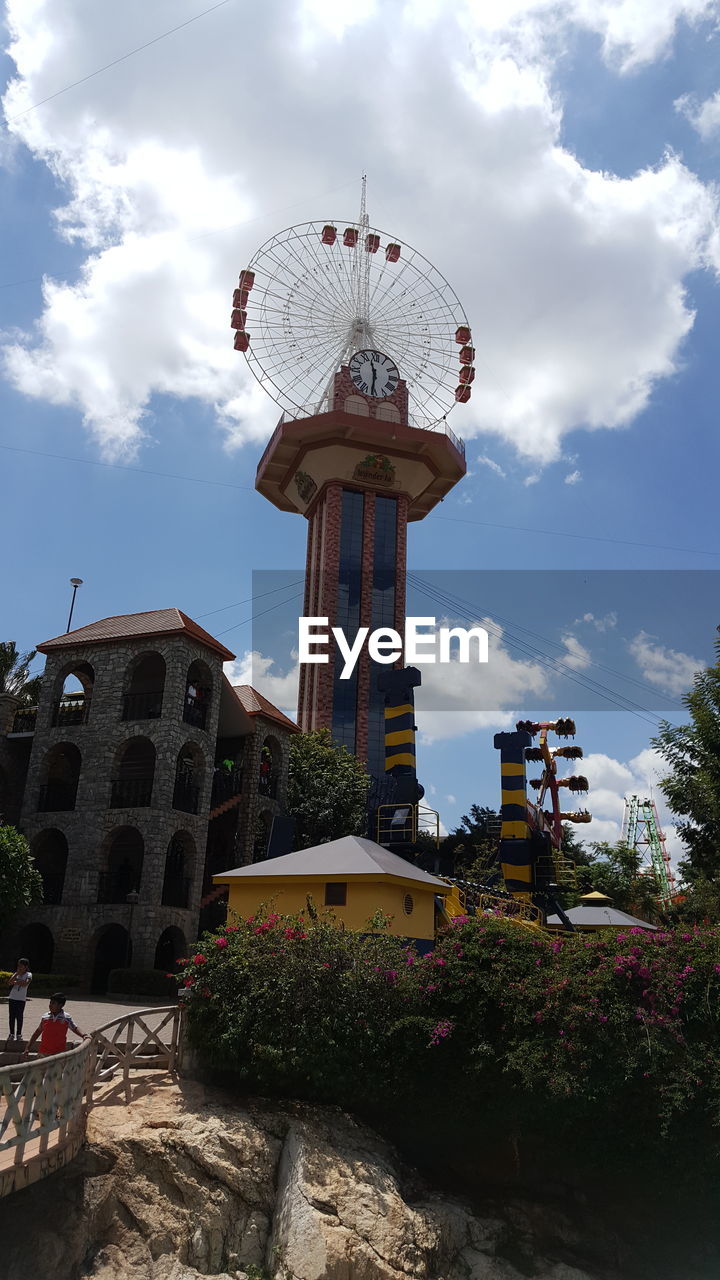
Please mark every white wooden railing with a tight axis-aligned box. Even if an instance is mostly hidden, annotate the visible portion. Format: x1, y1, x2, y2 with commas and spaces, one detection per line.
0, 1004, 183, 1198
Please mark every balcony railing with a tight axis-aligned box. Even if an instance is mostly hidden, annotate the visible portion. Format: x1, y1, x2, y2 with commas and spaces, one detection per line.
211, 767, 243, 809
52, 695, 88, 728
183, 698, 208, 730
161, 876, 191, 909
41, 872, 66, 905
172, 779, 200, 814
10, 706, 37, 734
121, 691, 164, 721
37, 781, 77, 812
97, 871, 141, 904
110, 777, 153, 808
258, 769, 279, 799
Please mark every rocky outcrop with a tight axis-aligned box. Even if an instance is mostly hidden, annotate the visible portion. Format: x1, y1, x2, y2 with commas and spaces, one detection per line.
1, 1080, 613, 1280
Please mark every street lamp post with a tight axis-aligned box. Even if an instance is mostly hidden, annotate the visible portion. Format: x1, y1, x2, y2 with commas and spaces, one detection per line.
67, 578, 83, 632
126, 890, 140, 970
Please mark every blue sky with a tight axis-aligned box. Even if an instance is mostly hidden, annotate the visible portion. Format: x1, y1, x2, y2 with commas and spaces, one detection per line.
2, 0, 720, 863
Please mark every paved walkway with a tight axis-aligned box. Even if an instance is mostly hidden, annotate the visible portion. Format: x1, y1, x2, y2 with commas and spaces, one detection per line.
1, 996, 176, 1054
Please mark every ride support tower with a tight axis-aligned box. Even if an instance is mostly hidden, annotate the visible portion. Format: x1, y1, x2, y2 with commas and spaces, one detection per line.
234, 182, 470, 786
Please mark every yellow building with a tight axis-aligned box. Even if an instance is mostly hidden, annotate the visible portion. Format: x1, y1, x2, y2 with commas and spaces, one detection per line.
214, 835, 450, 946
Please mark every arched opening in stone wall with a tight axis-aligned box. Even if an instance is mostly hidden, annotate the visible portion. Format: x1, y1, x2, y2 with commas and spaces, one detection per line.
259, 735, 281, 798
162, 831, 194, 908
98, 826, 144, 903
154, 926, 186, 973
122, 651, 166, 722
110, 737, 155, 808
16, 922, 54, 974
184, 660, 213, 730
253, 809, 273, 861
38, 742, 81, 812
90, 923, 131, 994
52, 660, 95, 728
32, 828, 69, 904
173, 742, 204, 815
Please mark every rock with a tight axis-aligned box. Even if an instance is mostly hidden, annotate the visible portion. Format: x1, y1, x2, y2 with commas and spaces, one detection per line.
0, 1080, 611, 1280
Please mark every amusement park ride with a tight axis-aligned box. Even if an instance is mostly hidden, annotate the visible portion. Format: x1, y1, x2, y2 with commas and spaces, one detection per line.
229, 181, 596, 932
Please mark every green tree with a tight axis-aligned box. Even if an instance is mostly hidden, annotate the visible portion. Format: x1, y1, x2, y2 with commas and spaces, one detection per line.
286, 729, 370, 849
653, 641, 720, 883
0, 825, 43, 930
0, 641, 42, 706
572, 839, 659, 918
439, 804, 499, 878
561, 822, 590, 865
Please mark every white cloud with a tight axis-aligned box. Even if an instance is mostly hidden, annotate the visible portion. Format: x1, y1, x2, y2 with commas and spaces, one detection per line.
560, 633, 592, 670
564, 469, 582, 485
676, 89, 720, 138
575, 611, 618, 631
224, 650, 299, 719
1, 1, 719, 460
476, 454, 507, 477
627, 630, 702, 696
416, 617, 548, 742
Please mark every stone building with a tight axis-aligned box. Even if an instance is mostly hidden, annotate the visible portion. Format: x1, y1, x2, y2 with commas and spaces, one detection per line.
0, 610, 297, 990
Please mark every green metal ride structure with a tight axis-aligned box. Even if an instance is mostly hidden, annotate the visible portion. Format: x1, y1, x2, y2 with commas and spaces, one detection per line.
622, 795, 677, 907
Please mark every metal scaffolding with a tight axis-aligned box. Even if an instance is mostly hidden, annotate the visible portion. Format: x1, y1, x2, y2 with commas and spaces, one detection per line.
622, 795, 677, 906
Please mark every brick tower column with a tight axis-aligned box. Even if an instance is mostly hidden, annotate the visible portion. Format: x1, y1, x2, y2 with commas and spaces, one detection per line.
255, 371, 466, 785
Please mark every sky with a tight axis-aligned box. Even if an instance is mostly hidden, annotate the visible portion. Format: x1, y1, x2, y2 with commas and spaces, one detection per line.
2, 0, 720, 870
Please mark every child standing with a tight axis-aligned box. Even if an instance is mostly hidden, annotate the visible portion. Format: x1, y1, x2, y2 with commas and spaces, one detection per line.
23, 993, 87, 1058
7, 958, 32, 1043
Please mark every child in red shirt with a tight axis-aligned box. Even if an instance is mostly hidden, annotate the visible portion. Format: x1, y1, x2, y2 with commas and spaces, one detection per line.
23, 993, 88, 1057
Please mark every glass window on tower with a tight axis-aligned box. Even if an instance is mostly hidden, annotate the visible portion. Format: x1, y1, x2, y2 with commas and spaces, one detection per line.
367, 496, 398, 781
331, 489, 365, 753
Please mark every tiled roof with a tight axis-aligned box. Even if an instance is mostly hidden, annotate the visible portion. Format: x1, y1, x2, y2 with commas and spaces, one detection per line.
215, 835, 448, 889
37, 609, 235, 661
232, 685, 299, 732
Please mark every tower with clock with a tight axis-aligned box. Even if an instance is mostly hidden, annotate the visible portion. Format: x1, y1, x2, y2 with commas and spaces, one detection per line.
231, 186, 472, 795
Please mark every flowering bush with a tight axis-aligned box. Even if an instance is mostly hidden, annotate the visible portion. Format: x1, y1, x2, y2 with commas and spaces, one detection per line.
177, 912, 720, 1141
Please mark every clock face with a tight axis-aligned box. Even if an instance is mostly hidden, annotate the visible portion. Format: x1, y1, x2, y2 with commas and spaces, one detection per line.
348, 349, 400, 399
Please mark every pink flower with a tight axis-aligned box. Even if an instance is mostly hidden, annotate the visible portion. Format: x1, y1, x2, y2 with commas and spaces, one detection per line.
225, 924, 239, 933
192, 953, 207, 965
215, 936, 228, 948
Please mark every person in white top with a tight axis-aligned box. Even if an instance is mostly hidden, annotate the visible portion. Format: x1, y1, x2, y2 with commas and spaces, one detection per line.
7, 957, 32, 1043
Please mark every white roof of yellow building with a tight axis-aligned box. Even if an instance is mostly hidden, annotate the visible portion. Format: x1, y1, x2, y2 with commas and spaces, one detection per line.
215, 835, 449, 891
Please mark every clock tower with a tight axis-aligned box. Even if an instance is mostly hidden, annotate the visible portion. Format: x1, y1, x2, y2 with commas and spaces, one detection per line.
233, 186, 472, 790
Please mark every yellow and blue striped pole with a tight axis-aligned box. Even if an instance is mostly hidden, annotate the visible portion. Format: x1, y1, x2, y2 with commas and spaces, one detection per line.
493, 730, 533, 902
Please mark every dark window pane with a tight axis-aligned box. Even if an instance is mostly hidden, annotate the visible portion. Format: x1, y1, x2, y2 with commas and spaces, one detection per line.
324, 881, 347, 906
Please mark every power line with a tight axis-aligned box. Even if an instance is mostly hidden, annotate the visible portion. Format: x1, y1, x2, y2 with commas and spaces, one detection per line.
431, 512, 720, 559
407, 572, 665, 727
0, 442, 255, 493
2, 440, 717, 561
409, 571, 684, 708
197, 579, 304, 619
215, 591, 304, 637
4, 0, 237, 123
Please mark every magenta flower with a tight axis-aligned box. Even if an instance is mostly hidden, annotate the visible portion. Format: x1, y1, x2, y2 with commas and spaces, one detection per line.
215, 936, 228, 948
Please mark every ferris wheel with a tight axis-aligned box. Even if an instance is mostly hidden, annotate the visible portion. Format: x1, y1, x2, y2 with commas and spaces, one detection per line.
230, 189, 473, 430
